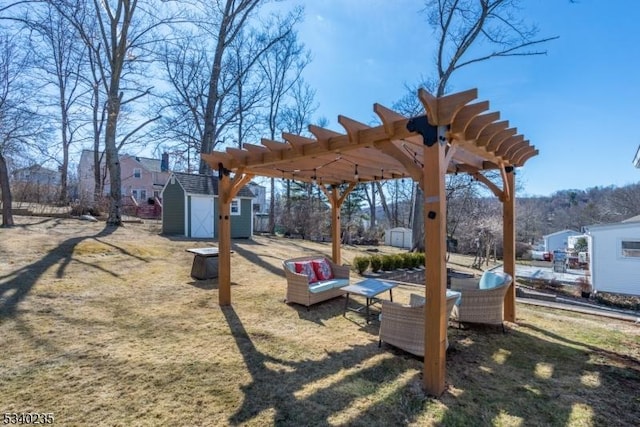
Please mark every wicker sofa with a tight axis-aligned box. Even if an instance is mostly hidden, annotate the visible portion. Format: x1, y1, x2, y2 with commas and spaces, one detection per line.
282, 255, 350, 308
450, 270, 513, 330
378, 291, 459, 357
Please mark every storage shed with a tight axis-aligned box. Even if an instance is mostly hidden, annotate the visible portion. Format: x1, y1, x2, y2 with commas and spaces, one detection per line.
585, 218, 640, 296
161, 172, 254, 239
384, 227, 412, 249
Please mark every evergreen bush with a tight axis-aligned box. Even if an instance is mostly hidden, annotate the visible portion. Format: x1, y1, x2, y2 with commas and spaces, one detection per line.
353, 256, 370, 274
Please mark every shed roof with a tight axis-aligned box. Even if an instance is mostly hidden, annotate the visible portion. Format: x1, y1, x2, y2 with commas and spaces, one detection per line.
171, 172, 254, 198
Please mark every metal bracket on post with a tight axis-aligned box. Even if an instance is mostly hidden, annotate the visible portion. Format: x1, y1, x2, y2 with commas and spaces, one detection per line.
217, 162, 230, 180
406, 115, 440, 147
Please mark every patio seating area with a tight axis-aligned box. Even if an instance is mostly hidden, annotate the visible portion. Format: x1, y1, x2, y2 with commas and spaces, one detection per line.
283, 255, 350, 308
450, 270, 513, 331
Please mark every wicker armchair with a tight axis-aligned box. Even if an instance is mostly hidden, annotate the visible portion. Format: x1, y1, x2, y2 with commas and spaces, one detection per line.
450, 270, 512, 331
378, 292, 459, 357
282, 255, 350, 308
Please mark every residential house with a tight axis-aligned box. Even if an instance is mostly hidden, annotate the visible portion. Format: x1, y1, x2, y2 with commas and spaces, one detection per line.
78, 150, 171, 204
161, 172, 254, 239
584, 216, 640, 296
543, 229, 582, 253
11, 165, 62, 203
246, 180, 269, 232
12, 165, 61, 186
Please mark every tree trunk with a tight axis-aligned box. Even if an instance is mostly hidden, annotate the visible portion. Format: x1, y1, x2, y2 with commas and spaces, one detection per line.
105, 93, 122, 226
0, 153, 15, 227
268, 176, 275, 233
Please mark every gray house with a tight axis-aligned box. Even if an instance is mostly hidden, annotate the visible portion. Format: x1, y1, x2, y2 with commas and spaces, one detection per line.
161, 172, 254, 239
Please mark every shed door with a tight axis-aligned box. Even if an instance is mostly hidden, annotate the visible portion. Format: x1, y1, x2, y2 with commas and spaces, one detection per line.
391, 231, 404, 247
190, 196, 214, 238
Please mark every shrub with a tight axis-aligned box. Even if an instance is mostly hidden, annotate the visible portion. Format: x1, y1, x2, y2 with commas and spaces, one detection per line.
413, 252, 425, 268
370, 255, 382, 272
400, 253, 414, 269
353, 256, 370, 274
392, 254, 404, 269
381, 254, 396, 271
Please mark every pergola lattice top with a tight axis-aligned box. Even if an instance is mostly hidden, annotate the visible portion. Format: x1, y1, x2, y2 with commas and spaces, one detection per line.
202, 88, 538, 186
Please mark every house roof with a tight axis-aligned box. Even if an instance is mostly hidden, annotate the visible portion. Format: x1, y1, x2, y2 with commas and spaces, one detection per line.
81, 150, 167, 173
135, 156, 163, 173
543, 229, 581, 239
13, 165, 58, 175
622, 214, 640, 223
585, 214, 640, 231
171, 172, 254, 198
585, 220, 640, 232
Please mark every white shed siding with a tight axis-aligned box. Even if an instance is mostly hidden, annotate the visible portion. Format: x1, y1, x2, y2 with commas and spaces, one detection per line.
587, 222, 640, 296
384, 227, 412, 249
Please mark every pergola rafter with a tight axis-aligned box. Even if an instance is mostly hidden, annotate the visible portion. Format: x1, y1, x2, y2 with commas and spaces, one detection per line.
201, 88, 538, 397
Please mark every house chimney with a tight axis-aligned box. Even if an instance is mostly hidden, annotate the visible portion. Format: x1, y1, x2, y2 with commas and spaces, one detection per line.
161, 152, 169, 172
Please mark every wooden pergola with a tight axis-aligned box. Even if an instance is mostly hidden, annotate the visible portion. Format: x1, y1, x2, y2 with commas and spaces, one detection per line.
202, 88, 538, 396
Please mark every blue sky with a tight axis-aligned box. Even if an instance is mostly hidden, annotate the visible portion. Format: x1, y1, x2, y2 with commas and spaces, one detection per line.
286, 0, 640, 197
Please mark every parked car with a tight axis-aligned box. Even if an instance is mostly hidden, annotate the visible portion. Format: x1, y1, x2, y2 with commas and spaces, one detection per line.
530, 250, 552, 261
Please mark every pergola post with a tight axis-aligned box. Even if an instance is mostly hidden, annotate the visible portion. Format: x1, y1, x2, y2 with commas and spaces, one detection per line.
330, 186, 341, 264
423, 126, 448, 396
217, 169, 254, 306
320, 183, 356, 265
503, 167, 516, 322
218, 172, 232, 306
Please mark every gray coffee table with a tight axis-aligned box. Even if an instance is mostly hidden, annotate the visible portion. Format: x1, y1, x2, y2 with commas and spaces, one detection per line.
342, 278, 397, 323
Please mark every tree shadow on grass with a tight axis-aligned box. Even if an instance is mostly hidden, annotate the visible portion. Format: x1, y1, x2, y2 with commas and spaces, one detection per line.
0, 225, 117, 317
231, 242, 287, 278
222, 304, 419, 426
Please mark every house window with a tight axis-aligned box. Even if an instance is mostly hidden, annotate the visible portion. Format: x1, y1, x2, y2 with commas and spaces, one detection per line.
133, 168, 141, 178
140, 189, 147, 201
131, 189, 139, 200
231, 199, 241, 216
621, 240, 640, 258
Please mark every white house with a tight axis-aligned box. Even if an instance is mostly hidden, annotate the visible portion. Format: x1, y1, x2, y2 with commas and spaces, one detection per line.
584, 217, 640, 296
543, 229, 582, 253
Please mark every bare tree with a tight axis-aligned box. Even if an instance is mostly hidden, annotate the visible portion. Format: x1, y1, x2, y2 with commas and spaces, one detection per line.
195, 0, 299, 174
0, 32, 50, 227
258, 15, 309, 233
50, 0, 171, 225
22, 3, 86, 204
407, 0, 558, 251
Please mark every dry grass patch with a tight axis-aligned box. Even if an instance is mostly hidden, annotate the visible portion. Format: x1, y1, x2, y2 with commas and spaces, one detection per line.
1, 217, 639, 426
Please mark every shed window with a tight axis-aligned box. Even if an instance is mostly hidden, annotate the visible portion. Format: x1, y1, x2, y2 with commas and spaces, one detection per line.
621, 240, 640, 258
231, 199, 241, 216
